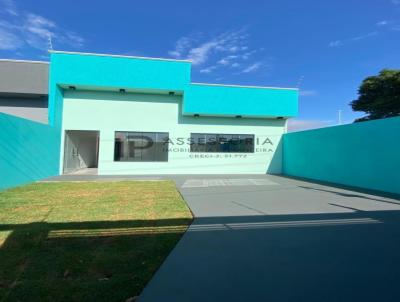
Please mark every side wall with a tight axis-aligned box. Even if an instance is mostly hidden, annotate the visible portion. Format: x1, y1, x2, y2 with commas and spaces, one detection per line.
61, 91, 285, 174
283, 117, 400, 195
0, 113, 59, 190
0, 96, 48, 123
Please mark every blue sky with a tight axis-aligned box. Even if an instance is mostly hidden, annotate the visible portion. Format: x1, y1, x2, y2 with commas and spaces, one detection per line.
1, 0, 399, 130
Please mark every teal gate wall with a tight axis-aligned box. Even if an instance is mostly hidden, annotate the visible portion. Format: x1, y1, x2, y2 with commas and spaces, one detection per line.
0, 113, 59, 190
283, 116, 400, 195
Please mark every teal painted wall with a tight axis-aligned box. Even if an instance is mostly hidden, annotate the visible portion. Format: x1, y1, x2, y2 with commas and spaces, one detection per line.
61, 90, 286, 175
47, 52, 193, 178
49, 52, 298, 127
0, 113, 59, 190
185, 84, 298, 117
283, 117, 400, 195
48, 52, 191, 127
48, 52, 298, 176
49, 53, 191, 91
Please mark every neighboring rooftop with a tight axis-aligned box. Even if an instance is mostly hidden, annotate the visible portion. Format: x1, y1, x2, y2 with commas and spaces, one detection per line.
0, 60, 49, 95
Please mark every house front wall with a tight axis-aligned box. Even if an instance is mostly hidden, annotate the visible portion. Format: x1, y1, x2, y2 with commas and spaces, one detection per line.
61, 90, 286, 175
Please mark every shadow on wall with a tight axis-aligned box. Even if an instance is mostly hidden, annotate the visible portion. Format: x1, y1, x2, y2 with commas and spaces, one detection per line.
267, 137, 283, 174
0, 113, 59, 190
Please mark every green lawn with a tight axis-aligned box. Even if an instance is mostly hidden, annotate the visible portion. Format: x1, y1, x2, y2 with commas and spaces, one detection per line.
0, 181, 192, 302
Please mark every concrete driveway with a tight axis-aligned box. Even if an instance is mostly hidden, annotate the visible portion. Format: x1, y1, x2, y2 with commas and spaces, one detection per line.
138, 175, 400, 302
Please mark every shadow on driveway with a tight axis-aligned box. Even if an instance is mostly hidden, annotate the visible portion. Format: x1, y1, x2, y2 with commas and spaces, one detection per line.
139, 175, 400, 302
139, 210, 400, 302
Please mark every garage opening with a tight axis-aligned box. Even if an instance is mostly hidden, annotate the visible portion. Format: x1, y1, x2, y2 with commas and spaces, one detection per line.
63, 130, 99, 175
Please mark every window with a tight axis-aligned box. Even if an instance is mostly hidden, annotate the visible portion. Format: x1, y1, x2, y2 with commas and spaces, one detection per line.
190, 133, 254, 153
114, 131, 169, 162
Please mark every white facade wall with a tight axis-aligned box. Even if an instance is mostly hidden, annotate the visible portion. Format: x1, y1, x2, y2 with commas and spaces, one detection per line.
61, 90, 286, 175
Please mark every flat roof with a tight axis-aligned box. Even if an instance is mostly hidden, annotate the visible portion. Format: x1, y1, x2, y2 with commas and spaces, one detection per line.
49, 51, 297, 91
49, 50, 192, 63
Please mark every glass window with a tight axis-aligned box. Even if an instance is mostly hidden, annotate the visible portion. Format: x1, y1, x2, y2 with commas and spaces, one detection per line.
190, 133, 254, 153
205, 134, 219, 152
229, 135, 241, 153
114, 131, 169, 162
240, 134, 255, 153
190, 133, 206, 152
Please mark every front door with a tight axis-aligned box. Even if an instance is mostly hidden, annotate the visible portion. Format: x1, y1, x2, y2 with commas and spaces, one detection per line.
63, 130, 99, 174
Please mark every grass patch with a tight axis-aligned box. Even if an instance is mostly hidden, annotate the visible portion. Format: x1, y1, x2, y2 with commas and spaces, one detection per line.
0, 181, 192, 302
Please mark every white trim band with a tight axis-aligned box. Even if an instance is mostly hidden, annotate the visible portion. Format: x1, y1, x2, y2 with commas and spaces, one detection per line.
49, 50, 192, 63
191, 82, 298, 91
0, 59, 49, 64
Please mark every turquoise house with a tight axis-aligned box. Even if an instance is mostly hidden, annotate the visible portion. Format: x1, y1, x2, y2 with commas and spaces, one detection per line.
47, 51, 298, 175
1, 52, 399, 195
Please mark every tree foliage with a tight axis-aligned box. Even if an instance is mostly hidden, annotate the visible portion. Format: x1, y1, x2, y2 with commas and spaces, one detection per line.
350, 69, 400, 122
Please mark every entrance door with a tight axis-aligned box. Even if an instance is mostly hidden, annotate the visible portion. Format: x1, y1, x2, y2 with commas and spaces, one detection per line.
63, 130, 99, 174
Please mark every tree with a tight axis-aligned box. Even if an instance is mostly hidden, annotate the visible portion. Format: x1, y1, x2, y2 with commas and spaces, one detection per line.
350, 69, 400, 122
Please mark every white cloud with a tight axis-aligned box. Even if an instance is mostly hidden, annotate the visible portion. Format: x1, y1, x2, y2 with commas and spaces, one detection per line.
200, 66, 217, 74
329, 40, 343, 47
0, 1, 84, 52
375, 20, 400, 32
63, 31, 85, 47
287, 119, 333, 132
169, 29, 269, 76
167, 36, 192, 58
241, 62, 262, 73
0, 27, 22, 49
329, 18, 400, 48
241, 50, 257, 59
25, 13, 55, 38
187, 40, 219, 65
217, 58, 230, 65
351, 31, 378, 41
169, 29, 252, 66
1, 0, 18, 16
391, 25, 400, 31
329, 31, 378, 47
299, 90, 317, 96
